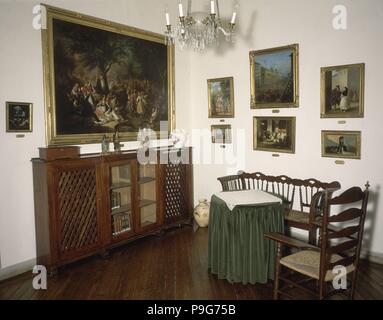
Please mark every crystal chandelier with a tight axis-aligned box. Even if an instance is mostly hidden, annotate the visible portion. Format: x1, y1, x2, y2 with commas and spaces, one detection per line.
164, 0, 238, 51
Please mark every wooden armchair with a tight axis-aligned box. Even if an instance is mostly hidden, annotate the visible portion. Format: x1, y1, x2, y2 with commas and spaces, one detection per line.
265, 183, 370, 300
285, 178, 341, 245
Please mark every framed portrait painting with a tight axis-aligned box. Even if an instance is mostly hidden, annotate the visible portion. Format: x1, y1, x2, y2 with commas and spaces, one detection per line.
211, 125, 232, 144
42, 5, 174, 145
321, 130, 361, 159
250, 44, 299, 109
6, 102, 33, 132
320, 63, 365, 118
253, 117, 296, 154
208, 77, 234, 118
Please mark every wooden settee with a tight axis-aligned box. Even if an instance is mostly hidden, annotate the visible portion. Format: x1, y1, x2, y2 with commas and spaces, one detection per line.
217, 172, 341, 244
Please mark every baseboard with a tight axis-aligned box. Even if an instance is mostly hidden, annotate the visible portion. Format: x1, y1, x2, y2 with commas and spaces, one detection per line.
0, 258, 36, 282
361, 250, 383, 265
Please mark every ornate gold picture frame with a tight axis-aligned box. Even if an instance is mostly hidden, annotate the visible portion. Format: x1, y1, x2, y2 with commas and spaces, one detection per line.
320, 63, 365, 118
207, 77, 234, 118
253, 116, 296, 154
250, 44, 299, 109
6, 101, 33, 132
321, 130, 361, 159
42, 5, 175, 145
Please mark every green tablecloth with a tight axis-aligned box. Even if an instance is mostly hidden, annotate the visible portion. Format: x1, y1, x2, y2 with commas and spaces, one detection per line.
208, 194, 284, 284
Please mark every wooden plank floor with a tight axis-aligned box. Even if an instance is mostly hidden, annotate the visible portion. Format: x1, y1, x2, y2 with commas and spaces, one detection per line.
0, 226, 382, 300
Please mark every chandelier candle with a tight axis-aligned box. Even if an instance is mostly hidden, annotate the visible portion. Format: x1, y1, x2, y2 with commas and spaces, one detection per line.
178, 1, 184, 17
165, 9, 170, 26
231, 12, 237, 24
210, 1, 215, 14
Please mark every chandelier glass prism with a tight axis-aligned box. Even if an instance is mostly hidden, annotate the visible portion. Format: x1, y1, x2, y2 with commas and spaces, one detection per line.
164, 0, 238, 51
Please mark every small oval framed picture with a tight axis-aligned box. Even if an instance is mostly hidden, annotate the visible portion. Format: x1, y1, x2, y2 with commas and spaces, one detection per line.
6, 102, 33, 132
321, 130, 361, 159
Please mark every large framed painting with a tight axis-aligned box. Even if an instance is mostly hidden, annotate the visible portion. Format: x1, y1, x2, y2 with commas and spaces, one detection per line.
250, 44, 299, 109
320, 63, 365, 118
42, 5, 174, 145
207, 77, 234, 118
321, 130, 361, 159
253, 116, 296, 154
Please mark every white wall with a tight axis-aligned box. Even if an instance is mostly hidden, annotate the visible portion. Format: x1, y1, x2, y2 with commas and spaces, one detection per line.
189, 0, 383, 257
0, 0, 382, 272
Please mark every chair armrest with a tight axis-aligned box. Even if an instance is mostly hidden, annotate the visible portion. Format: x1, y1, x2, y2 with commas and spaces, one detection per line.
265, 232, 320, 251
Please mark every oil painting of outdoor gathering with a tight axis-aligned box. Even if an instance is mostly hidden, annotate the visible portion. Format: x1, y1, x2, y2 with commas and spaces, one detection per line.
254, 117, 295, 154
250, 45, 298, 108
51, 18, 170, 142
208, 77, 234, 118
321, 63, 364, 118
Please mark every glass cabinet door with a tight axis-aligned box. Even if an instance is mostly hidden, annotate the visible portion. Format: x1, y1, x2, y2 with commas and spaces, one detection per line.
110, 163, 133, 237
138, 164, 157, 228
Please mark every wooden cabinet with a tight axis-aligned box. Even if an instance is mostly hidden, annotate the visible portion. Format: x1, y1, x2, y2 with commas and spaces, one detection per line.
32, 147, 193, 275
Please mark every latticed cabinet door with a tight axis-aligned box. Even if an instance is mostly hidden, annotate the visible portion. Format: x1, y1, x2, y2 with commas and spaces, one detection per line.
163, 162, 193, 226
53, 161, 102, 261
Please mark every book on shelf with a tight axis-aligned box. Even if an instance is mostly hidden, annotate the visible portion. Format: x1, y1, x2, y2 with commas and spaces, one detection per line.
112, 212, 131, 236
111, 191, 121, 210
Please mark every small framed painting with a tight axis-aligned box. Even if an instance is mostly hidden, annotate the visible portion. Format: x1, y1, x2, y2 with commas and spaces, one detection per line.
321, 130, 361, 159
250, 44, 299, 109
6, 102, 33, 132
320, 63, 365, 118
253, 117, 296, 154
208, 77, 234, 118
211, 125, 232, 144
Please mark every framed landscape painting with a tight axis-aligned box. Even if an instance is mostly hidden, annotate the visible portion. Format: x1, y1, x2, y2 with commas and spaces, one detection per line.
208, 77, 234, 118
253, 117, 296, 153
250, 44, 299, 109
211, 125, 232, 144
322, 130, 361, 159
6, 102, 33, 132
42, 5, 174, 145
320, 63, 365, 118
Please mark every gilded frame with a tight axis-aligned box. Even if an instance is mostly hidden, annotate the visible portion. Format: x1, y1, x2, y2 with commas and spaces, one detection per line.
250, 44, 299, 109
41, 5, 175, 146
211, 125, 232, 144
207, 77, 235, 118
253, 116, 296, 154
321, 130, 361, 159
320, 63, 365, 118
6, 101, 33, 132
